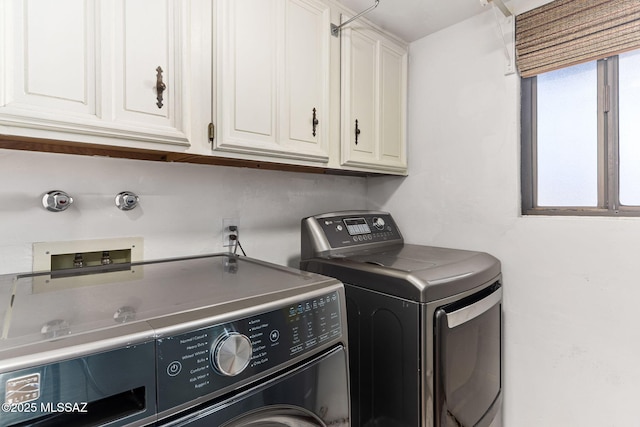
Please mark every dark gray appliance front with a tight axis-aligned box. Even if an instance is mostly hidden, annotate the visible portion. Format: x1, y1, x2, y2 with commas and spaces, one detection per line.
157, 346, 349, 427
300, 211, 503, 427
149, 264, 351, 427
0, 254, 350, 427
0, 341, 156, 427
154, 287, 347, 418
345, 284, 421, 427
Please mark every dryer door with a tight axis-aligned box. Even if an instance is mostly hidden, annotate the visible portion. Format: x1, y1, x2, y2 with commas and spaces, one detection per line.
434, 283, 502, 427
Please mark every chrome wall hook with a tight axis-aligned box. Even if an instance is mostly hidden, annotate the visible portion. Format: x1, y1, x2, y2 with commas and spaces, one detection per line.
331, 0, 380, 37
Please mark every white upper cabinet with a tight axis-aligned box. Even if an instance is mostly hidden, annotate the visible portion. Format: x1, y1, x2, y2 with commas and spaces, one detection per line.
340, 18, 408, 175
214, 0, 331, 163
0, 0, 209, 149
0, 0, 98, 121
108, 0, 184, 142
0, 0, 407, 175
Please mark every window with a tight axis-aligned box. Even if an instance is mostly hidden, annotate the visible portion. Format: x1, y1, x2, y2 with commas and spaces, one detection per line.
516, 0, 640, 216
618, 50, 640, 206
521, 48, 640, 216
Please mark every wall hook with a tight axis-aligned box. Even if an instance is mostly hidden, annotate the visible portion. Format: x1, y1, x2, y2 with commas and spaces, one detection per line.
331, 0, 380, 37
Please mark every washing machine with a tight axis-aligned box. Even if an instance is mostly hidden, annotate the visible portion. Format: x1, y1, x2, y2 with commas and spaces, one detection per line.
300, 211, 502, 427
0, 254, 350, 427
152, 256, 351, 427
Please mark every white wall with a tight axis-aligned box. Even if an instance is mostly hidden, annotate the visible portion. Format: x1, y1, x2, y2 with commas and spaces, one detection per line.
0, 149, 367, 274
368, 10, 640, 427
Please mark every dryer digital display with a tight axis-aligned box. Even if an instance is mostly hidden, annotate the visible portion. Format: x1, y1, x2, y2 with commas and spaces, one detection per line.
343, 218, 371, 235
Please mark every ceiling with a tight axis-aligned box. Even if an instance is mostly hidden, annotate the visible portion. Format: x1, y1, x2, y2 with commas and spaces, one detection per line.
337, 0, 553, 42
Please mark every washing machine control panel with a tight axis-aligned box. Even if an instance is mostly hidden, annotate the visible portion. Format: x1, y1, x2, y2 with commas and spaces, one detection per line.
156, 290, 343, 412
318, 212, 402, 249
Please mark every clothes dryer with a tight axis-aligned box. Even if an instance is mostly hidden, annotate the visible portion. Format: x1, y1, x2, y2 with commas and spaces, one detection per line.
301, 211, 502, 427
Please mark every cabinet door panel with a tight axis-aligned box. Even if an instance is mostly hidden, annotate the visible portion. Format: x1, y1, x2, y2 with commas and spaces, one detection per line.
2, 0, 97, 116
235, 1, 275, 138
111, 0, 189, 145
122, 0, 169, 117
340, 21, 407, 175
216, 0, 329, 162
342, 27, 377, 164
380, 43, 406, 165
26, 0, 89, 103
281, 0, 330, 160
1, 0, 199, 148
217, 0, 277, 149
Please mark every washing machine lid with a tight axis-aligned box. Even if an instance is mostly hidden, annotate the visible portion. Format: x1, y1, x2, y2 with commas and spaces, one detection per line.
0, 254, 339, 369
302, 244, 501, 303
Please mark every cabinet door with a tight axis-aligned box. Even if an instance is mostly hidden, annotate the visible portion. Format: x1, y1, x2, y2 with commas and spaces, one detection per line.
216, 0, 278, 151
341, 21, 407, 175
0, 0, 99, 123
341, 26, 378, 166
107, 0, 190, 146
378, 40, 407, 170
0, 0, 201, 149
279, 0, 330, 161
215, 0, 330, 163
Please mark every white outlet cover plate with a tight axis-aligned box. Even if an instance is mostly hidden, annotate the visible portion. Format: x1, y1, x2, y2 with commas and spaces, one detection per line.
222, 218, 239, 248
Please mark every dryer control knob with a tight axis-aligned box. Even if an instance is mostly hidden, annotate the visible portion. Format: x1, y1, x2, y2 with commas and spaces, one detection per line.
372, 217, 386, 230
211, 332, 253, 376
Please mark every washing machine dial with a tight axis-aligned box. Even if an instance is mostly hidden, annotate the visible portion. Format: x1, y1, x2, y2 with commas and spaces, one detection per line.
211, 332, 253, 376
372, 217, 386, 230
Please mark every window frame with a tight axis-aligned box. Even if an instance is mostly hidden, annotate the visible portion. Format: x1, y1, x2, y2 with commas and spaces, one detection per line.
520, 55, 640, 217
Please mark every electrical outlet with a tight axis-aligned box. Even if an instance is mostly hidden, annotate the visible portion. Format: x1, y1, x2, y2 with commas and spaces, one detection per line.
222, 218, 239, 249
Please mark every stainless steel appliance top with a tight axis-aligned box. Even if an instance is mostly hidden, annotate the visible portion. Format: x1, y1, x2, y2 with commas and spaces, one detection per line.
300, 211, 501, 302
0, 254, 340, 371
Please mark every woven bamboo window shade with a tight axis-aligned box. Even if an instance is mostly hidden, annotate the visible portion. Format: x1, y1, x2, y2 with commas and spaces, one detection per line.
515, 0, 640, 78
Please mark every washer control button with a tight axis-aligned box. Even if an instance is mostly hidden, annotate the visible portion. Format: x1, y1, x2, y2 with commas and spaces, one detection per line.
167, 361, 182, 377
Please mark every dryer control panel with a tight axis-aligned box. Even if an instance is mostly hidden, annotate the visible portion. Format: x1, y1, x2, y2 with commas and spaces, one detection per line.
156, 290, 343, 412
312, 212, 402, 250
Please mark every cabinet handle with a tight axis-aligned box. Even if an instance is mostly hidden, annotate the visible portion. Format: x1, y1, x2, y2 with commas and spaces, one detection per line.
156, 66, 166, 108
312, 108, 319, 137
355, 119, 361, 145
